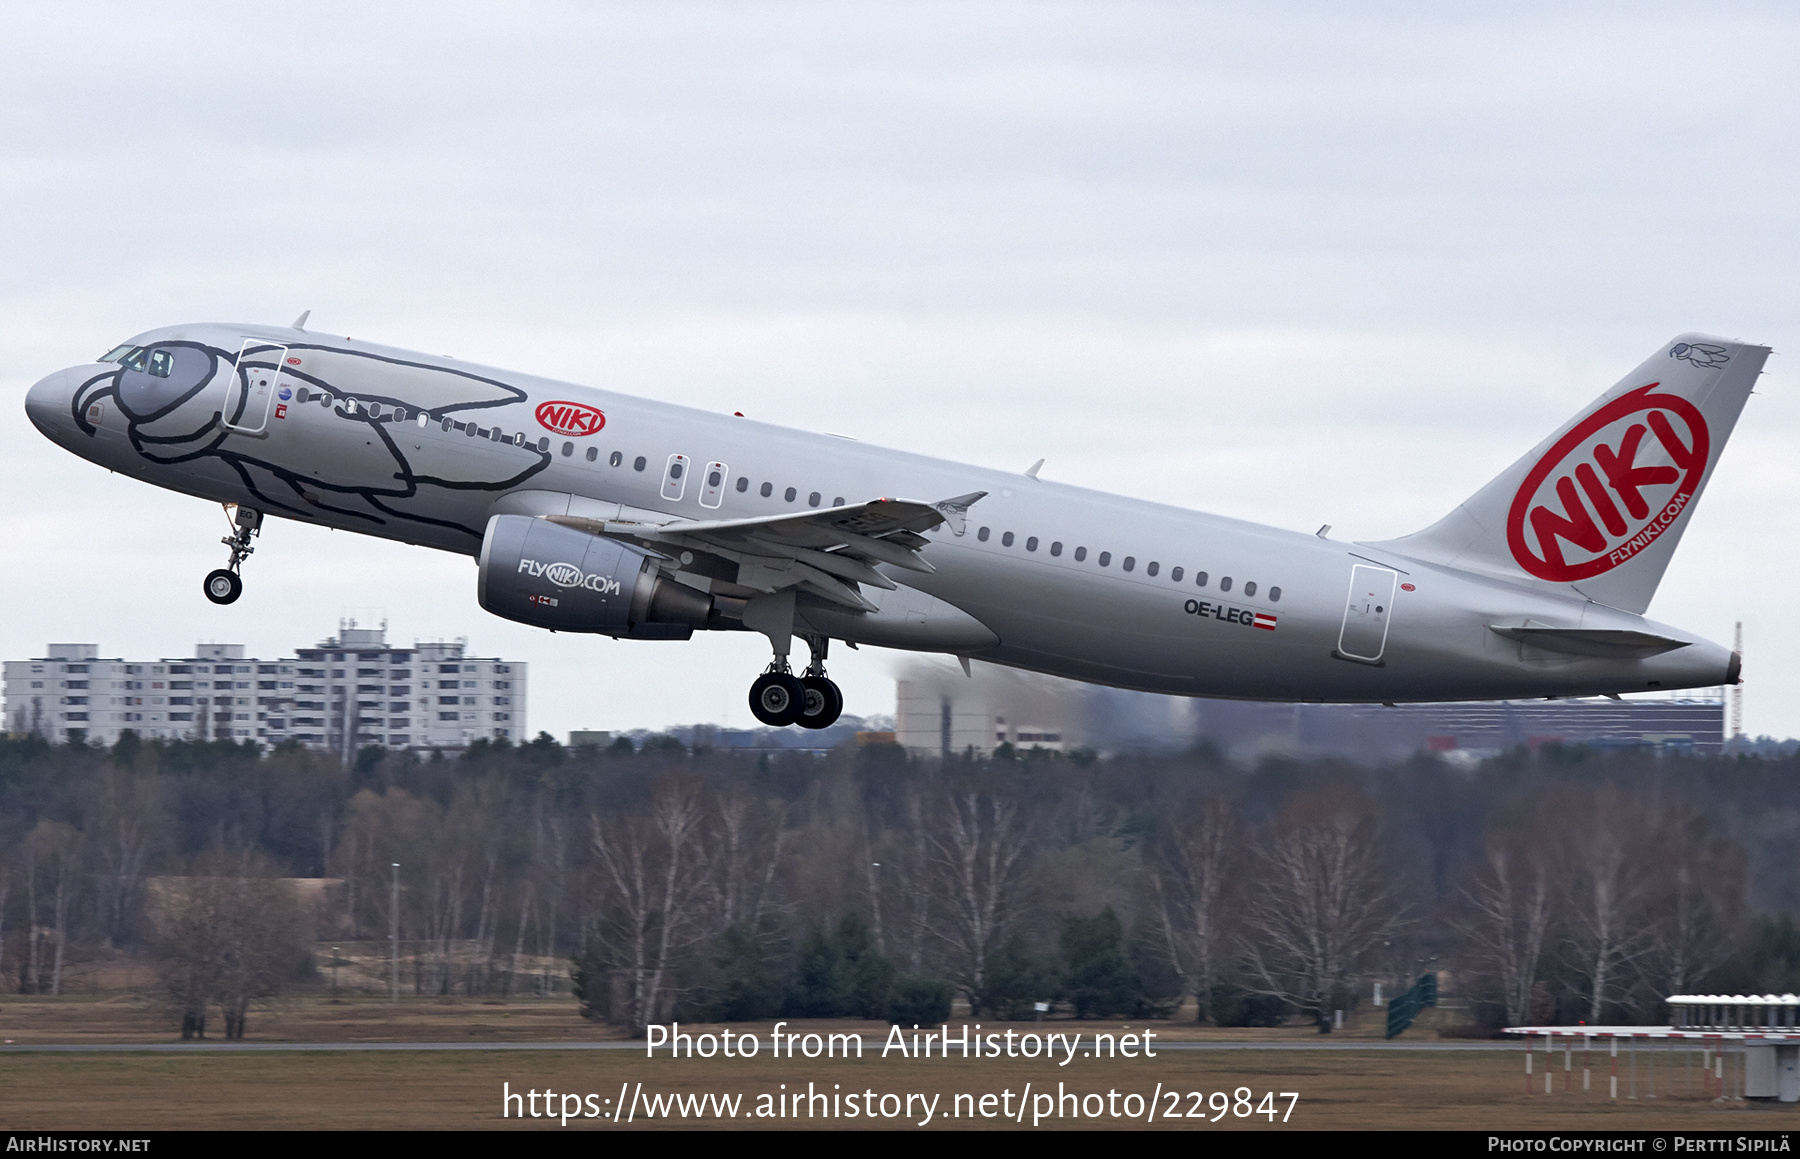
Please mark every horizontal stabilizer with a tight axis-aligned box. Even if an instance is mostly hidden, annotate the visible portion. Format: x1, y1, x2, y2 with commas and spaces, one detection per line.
1488, 625, 1690, 658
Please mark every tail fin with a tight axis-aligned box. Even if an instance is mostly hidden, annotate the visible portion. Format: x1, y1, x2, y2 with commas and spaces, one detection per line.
1370, 333, 1769, 614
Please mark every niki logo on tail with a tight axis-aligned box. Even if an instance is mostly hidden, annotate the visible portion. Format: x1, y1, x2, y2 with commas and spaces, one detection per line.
1506, 384, 1709, 582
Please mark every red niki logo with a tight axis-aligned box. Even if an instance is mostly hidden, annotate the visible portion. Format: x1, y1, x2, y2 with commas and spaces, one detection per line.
534, 400, 606, 437
1505, 384, 1709, 582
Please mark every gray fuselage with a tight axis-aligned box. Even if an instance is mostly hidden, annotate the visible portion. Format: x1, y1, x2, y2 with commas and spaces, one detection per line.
24, 322, 1738, 703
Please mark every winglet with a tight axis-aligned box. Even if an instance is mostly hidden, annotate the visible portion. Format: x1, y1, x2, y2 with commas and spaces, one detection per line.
292, 310, 311, 330
932, 491, 987, 537
1024, 459, 1044, 480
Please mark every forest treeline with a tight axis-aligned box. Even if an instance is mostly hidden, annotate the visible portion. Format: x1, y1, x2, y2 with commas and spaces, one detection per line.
1, 729, 1798, 1038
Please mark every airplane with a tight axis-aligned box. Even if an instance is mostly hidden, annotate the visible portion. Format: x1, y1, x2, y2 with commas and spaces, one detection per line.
24, 320, 1762, 730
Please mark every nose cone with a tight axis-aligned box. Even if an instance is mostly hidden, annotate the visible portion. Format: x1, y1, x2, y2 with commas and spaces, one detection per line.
25, 366, 83, 443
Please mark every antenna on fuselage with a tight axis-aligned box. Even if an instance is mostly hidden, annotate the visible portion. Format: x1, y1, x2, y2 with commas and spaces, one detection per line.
292, 310, 311, 330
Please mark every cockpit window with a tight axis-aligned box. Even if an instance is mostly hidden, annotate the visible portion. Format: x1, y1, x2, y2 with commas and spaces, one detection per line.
119, 348, 149, 372
148, 350, 173, 378
99, 344, 136, 363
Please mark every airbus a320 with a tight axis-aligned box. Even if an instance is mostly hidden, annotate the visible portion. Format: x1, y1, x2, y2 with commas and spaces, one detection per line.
25, 322, 1760, 728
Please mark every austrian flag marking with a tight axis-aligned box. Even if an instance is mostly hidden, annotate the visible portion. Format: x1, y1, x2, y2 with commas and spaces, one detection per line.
1253, 612, 1278, 631
1505, 384, 1710, 583
534, 400, 606, 437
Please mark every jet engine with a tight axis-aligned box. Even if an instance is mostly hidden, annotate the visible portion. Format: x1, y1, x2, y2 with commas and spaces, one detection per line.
477, 514, 714, 640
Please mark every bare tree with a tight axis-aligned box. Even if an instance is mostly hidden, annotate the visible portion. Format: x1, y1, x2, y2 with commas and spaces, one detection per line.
151, 852, 304, 1039
1642, 804, 1744, 997
1559, 790, 1652, 1023
929, 788, 1031, 1001
87, 767, 165, 950
587, 783, 710, 1031
1241, 795, 1405, 1030
20, 821, 79, 995
1458, 839, 1552, 1027
1147, 796, 1237, 1023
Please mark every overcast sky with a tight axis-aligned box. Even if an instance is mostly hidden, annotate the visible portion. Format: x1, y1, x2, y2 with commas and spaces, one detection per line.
3, 2, 1797, 741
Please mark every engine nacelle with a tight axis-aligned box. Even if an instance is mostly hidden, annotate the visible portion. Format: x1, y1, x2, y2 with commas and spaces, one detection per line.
477, 514, 712, 639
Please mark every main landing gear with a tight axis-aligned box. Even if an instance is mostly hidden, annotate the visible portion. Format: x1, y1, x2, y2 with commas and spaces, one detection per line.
203, 506, 262, 606
748, 635, 843, 729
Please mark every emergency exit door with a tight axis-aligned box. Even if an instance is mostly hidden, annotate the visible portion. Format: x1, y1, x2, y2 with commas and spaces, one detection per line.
1338, 564, 1398, 663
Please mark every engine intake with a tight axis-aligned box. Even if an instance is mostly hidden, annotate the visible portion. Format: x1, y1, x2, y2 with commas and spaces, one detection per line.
477, 514, 712, 639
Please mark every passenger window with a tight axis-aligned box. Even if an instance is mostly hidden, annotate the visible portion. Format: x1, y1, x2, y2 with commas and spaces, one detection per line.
367, 403, 382, 419
1098, 552, 1111, 567
1196, 572, 1208, 587
297, 387, 311, 403
148, 350, 173, 377
808, 492, 821, 507
761, 482, 773, 497
833, 497, 845, 507
538, 437, 549, 452
1123, 557, 1135, 572
1270, 586, 1281, 602
1171, 566, 1183, 582
441, 417, 454, 432
1050, 542, 1062, 556
1026, 536, 1038, 552
633, 456, 646, 471
1220, 576, 1232, 592
1146, 561, 1158, 576
490, 427, 504, 442
1074, 547, 1087, 561
784, 487, 797, 502
1244, 581, 1257, 597
562, 441, 574, 457
736, 477, 749, 492
588, 447, 600, 462
978, 527, 990, 542
662, 454, 690, 501
607, 450, 619, 466
1001, 532, 1014, 547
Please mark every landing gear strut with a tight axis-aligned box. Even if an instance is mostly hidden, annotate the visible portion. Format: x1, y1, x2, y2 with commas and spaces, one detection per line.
746, 636, 844, 729
204, 506, 261, 606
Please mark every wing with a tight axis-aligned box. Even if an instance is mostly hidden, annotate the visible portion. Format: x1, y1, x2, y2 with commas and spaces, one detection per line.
545, 492, 985, 611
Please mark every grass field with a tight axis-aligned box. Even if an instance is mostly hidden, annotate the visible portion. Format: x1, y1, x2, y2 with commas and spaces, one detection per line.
0, 997, 1793, 1131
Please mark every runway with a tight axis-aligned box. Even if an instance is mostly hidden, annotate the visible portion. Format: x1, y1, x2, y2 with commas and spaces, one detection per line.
0, 1039, 1523, 1054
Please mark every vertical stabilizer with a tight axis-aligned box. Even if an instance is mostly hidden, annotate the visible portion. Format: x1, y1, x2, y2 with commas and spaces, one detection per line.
1370, 334, 1768, 614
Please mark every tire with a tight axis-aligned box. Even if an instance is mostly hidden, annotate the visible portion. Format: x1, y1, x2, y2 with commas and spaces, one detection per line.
203, 569, 242, 605
797, 676, 843, 730
748, 672, 807, 727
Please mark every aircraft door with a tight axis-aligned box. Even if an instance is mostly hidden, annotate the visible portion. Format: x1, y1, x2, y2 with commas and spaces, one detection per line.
221, 340, 287, 435
1337, 564, 1398, 663
699, 461, 728, 508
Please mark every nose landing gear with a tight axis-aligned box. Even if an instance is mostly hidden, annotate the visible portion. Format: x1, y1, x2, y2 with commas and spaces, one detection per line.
203, 505, 261, 606
746, 635, 844, 729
